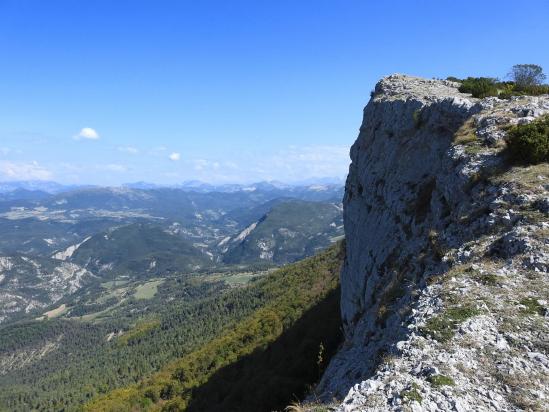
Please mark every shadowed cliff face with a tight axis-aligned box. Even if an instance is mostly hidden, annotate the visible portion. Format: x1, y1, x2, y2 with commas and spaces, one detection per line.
314, 75, 549, 411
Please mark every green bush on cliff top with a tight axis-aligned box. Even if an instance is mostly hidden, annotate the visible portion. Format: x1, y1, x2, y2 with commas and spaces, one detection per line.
505, 115, 549, 165
454, 77, 549, 99
457, 77, 500, 98
449, 64, 549, 99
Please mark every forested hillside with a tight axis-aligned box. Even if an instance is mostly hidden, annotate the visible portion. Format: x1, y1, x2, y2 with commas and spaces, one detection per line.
85, 242, 344, 412
0, 243, 343, 411
0, 279, 246, 411
223, 200, 343, 264
70, 223, 211, 277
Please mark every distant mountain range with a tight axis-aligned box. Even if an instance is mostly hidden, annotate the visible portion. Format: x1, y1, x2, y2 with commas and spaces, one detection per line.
0, 178, 345, 195
0, 180, 82, 194
0, 180, 344, 324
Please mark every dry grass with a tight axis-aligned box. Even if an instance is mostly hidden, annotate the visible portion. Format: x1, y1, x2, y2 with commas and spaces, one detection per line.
453, 118, 477, 145
41, 304, 68, 319
284, 401, 337, 412
285, 402, 306, 412
492, 163, 549, 191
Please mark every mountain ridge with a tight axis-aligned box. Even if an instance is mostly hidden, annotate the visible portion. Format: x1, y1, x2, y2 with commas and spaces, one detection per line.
0, 179, 345, 195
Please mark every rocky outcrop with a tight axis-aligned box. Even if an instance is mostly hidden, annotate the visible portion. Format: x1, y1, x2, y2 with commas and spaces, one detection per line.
313, 75, 549, 411
0, 256, 94, 323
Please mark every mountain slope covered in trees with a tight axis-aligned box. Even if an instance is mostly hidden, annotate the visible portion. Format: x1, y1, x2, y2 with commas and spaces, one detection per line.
223, 200, 343, 264
84, 242, 344, 412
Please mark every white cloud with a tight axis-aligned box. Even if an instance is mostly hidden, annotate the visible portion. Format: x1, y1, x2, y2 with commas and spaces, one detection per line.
73, 127, 100, 140
184, 145, 350, 184
193, 159, 208, 170
0, 161, 53, 180
102, 164, 127, 172
268, 145, 349, 179
268, 144, 349, 180
169, 152, 181, 161
224, 161, 239, 170
148, 146, 167, 156
118, 146, 139, 154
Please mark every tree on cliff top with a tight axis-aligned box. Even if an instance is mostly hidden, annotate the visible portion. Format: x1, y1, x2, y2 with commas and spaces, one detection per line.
509, 64, 546, 88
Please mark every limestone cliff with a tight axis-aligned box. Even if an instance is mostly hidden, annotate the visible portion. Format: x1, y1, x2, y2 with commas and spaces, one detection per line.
313, 75, 549, 411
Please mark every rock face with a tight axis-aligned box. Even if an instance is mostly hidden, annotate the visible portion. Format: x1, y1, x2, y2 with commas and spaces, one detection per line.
314, 75, 549, 411
0, 256, 94, 323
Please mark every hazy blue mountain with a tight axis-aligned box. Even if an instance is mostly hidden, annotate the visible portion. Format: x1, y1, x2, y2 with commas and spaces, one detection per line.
0, 189, 52, 202
0, 181, 84, 194
122, 181, 164, 190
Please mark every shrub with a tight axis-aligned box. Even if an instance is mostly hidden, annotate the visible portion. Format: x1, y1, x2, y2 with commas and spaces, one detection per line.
499, 84, 549, 99
497, 90, 514, 100
458, 77, 499, 98
505, 115, 549, 164
453, 65, 549, 99
514, 83, 549, 95
509, 64, 546, 88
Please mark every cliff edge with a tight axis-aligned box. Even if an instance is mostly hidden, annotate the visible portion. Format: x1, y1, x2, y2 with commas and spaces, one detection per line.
314, 75, 549, 411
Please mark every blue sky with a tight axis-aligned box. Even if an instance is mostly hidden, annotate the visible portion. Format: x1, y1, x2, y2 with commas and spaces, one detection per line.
0, 0, 548, 185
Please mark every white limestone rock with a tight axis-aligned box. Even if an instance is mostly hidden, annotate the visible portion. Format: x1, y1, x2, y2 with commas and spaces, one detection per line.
310, 75, 549, 411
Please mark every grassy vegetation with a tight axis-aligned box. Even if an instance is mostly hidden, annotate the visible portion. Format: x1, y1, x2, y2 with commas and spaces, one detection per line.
421, 305, 481, 342
134, 279, 165, 299
453, 119, 478, 145
194, 270, 271, 287
41, 304, 68, 319
519, 297, 545, 316
452, 118, 489, 156
401, 383, 423, 404
77, 298, 126, 321
101, 279, 130, 288
84, 242, 344, 412
490, 163, 548, 192
428, 374, 455, 388
473, 272, 500, 286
